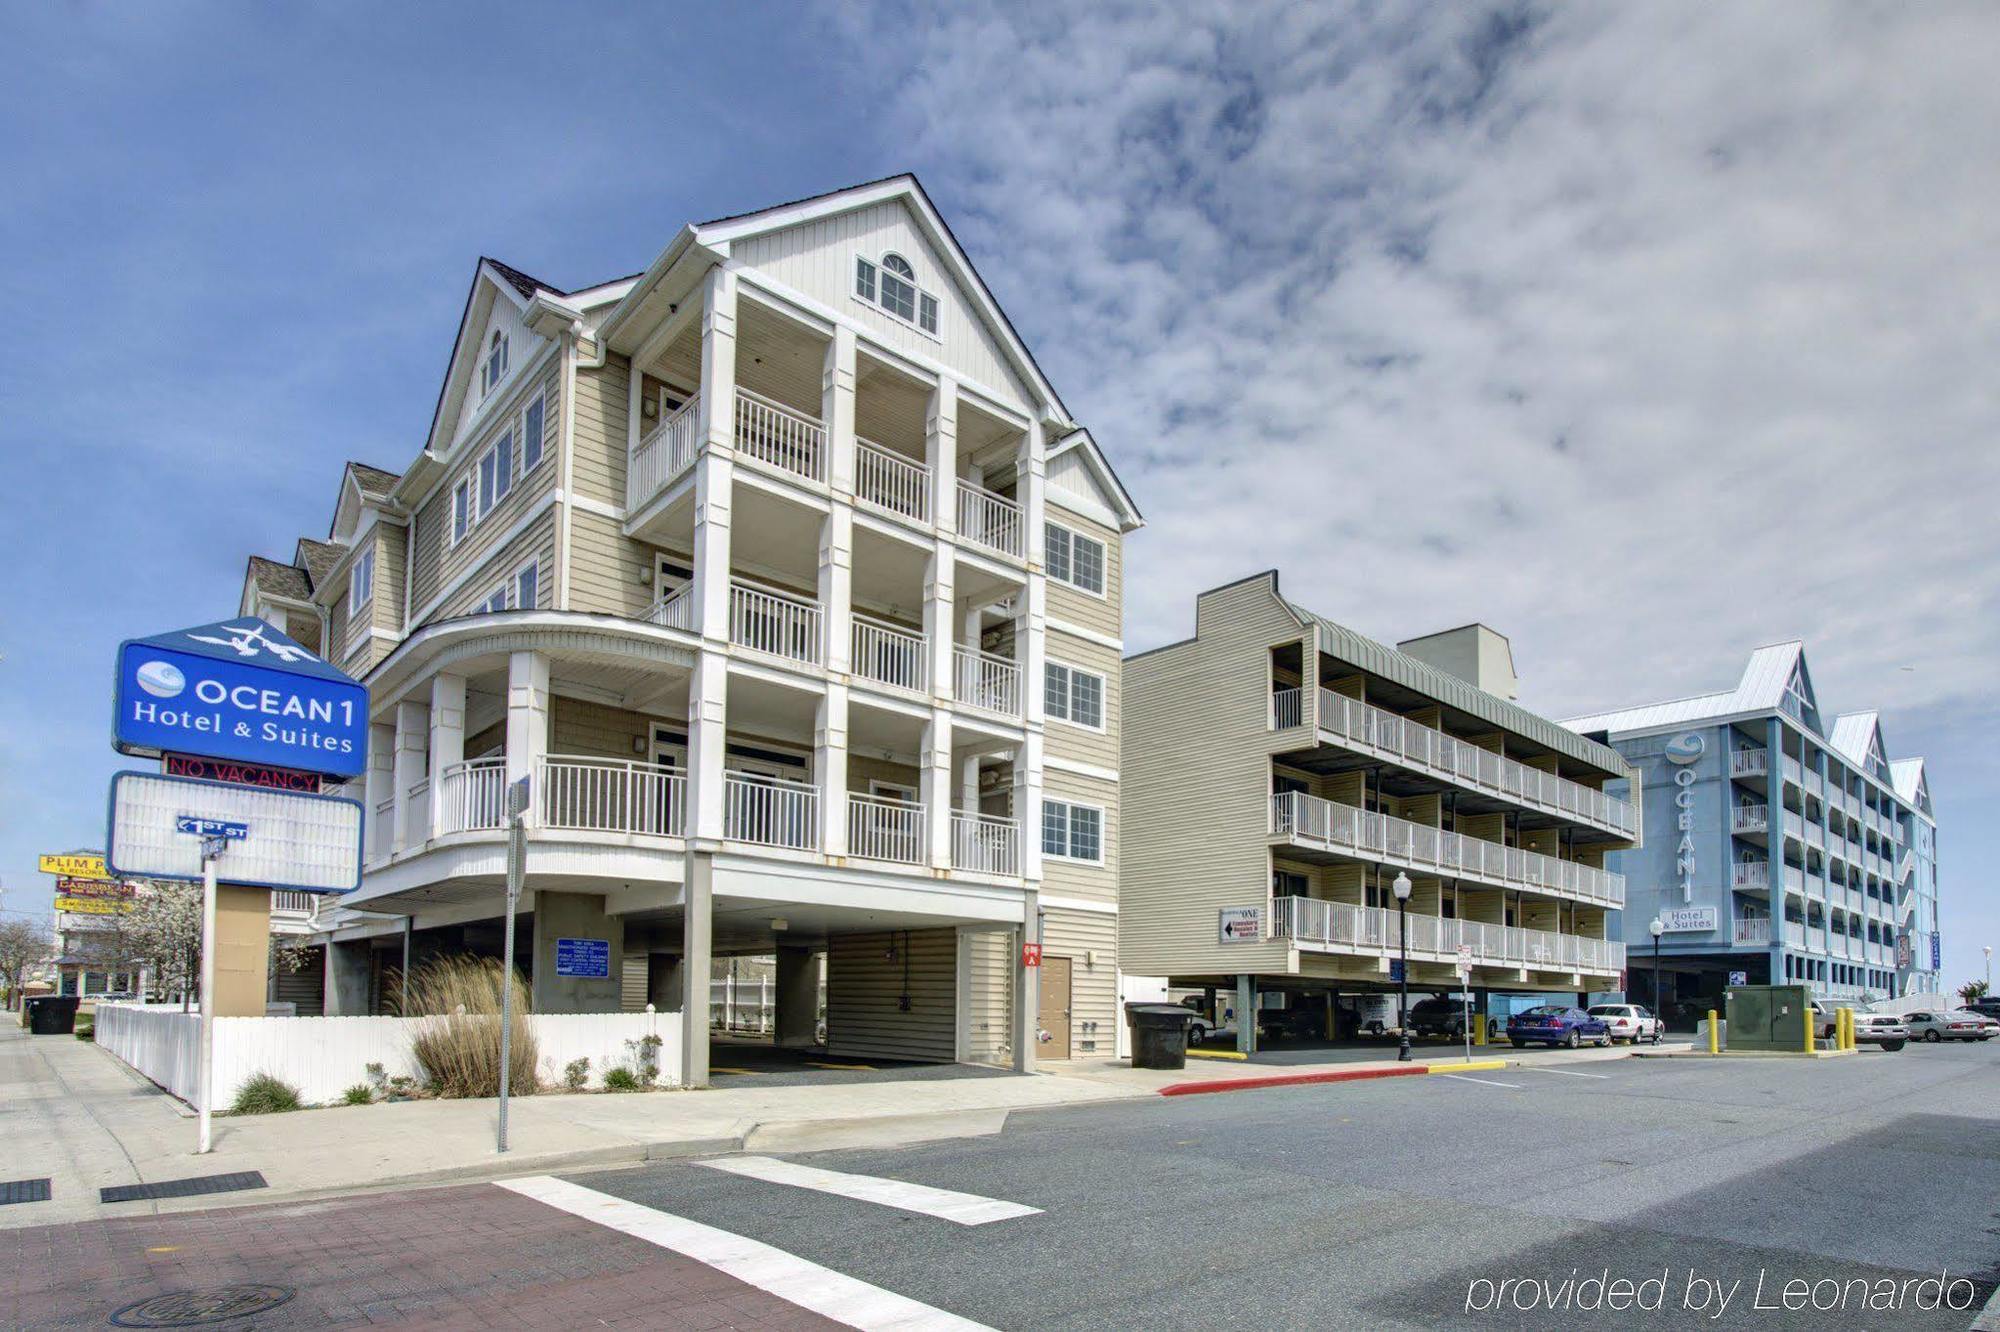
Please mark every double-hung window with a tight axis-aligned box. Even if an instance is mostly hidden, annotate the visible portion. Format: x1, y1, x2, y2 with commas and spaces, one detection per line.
855, 253, 940, 336
1041, 799, 1103, 863
452, 432, 514, 547
1044, 522, 1106, 595
482, 331, 509, 396
347, 545, 375, 614
1045, 661, 1105, 728
478, 559, 539, 615
520, 393, 545, 475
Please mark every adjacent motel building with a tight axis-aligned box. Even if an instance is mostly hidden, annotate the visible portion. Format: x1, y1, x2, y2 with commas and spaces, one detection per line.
1562, 641, 1941, 1018
232, 176, 1141, 1081
1121, 574, 1638, 1050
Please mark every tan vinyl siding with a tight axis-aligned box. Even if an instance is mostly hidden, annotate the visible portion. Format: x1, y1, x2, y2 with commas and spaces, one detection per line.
570, 354, 630, 508
1040, 906, 1117, 1059
1043, 632, 1121, 772
550, 697, 671, 761
1044, 510, 1122, 641
961, 928, 1015, 1066
568, 508, 656, 618
1040, 767, 1118, 905
437, 511, 557, 620
825, 928, 956, 1062
373, 525, 407, 636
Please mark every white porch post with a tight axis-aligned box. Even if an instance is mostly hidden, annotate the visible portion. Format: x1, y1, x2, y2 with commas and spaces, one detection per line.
687, 652, 729, 842
824, 324, 857, 500
816, 684, 848, 858
427, 673, 466, 839
692, 265, 738, 645
820, 507, 852, 675
924, 549, 956, 706
392, 700, 429, 850
1014, 889, 1040, 1073
1017, 417, 1048, 885
1017, 730, 1044, 884
927, 375, 958, 537
922, 712, 954, 872
505, 652, 549, 825
364, 721, 394, 856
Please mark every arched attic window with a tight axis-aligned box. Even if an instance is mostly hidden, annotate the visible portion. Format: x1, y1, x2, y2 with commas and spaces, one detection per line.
854, 251, 939, 335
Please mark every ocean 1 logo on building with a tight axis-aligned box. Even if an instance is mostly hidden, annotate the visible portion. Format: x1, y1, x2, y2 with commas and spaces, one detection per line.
135, 660, 186, 698
1667, 732, 1703, 902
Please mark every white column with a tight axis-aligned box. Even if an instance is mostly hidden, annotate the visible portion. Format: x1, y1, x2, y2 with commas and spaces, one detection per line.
924, 548, 956, 705
687, 651, 729, 842
681, 853, 713, 1087
823, 324, 857, 499
364, 721, 394, 857
692, 266, 739, 644
816, 685, 848, 858
392, 700, 429, 849
961, 753, 981, 814
922, 712, 954, 872
1016, 730, 1044, 883
1013, 889, 1039, 1073
819, 506, 852, 675
427, 673, 466, 839
1018, 422, 1049, 731
927, 376, 959, 537
505, 652, 549, 826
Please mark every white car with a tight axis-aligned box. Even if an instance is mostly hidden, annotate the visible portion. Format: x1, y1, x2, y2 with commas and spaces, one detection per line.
1586, 1003, 1663, 1045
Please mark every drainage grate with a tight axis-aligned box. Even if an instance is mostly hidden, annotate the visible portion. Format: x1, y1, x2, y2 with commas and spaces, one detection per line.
100, 1172, 267, 1204
110, 1285, 295, 1327
0, 1178, 51, 1205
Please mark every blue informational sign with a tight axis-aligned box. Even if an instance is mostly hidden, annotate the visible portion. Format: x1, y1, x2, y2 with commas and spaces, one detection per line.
114, 618, 369, 778
1931, 933, 1941, 970
175, 816, 248, 840
1388, 959, 1405, 983
555, 938, 611, 979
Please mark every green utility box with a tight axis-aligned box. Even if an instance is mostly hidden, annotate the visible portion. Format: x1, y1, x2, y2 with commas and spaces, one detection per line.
1724, 984, 1812, 1052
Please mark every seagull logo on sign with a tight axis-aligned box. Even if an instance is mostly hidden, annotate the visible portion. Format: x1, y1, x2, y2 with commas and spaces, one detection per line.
185, 621, 318, 664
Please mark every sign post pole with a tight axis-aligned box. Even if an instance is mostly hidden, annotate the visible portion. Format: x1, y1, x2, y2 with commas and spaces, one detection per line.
196, 836, 224, 1155
497, 776, 529, 1155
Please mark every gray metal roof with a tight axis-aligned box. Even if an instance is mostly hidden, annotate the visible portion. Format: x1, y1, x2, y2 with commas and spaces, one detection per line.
1560, 641, 1806, 735
1281, 595, 1629, 778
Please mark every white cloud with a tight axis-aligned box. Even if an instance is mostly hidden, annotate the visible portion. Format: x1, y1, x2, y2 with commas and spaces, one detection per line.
840, 1, 2000, 734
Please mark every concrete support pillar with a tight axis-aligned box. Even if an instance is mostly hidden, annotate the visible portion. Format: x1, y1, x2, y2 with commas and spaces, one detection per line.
1016, 729, 1044, 883
530, 890, 625, 1014
1012, 890, 1039, 1072
324, 939, 372, 1016
392, 699, 429, 850
687, 652, 729, 842
212, 885, 271, 1018
924, 548, 956, 705
774, 946, 819, 1049
823, 324, 857, 499
681, 854, 714, 1087
819, 506, 852, 674
505, 652, 549, 825
927, 376, 959, 538
960, 753, 981, 815
693, 266, 739, 644
921, 713, 954, 872
427, 672, 466, 839
364, 721, 394, 858
1236, 973, 1257, 1055
816, 685, 849, 858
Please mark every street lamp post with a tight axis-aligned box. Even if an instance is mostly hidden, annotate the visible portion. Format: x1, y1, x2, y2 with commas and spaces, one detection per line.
1985, 945, 1992, 993
1393, 872, 1413, 1062
1649, 916, 1665, 1020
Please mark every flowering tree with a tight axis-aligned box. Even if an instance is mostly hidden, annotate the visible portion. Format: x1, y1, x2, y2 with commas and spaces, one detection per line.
112, 882, 311, 1009
0, 919, 53, 1010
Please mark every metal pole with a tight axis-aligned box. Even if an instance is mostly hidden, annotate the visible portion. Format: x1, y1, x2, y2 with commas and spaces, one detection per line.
1462, 974, 1472, 1063
197, 847, 220, 1155
1654, 935, 1662, 1024
401, 915, 412, 1015
497, 812, 524, 1154
1397, 900, 1411, 1062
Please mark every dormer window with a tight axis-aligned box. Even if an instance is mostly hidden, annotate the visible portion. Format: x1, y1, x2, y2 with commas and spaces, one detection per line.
482, 330, 510, 395
348, 544, 375, 613
855, 252, 939, 335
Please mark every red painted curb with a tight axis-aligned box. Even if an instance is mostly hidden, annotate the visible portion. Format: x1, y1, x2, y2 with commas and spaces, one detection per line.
1158, 1065, 1430, 1096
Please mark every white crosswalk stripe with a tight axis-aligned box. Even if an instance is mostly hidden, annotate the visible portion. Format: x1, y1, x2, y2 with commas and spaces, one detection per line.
696, 1155, 1042, 1226
1520, 1066, 1612, 1079
1439, 1073, 1523, 1088
500, 1175, 996, 1330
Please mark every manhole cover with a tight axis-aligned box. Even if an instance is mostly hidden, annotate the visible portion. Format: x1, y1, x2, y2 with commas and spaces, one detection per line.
110, 1285, 295, 1327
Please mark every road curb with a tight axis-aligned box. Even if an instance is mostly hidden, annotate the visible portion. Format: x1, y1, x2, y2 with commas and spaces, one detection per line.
1158, 1065, 1430, 1096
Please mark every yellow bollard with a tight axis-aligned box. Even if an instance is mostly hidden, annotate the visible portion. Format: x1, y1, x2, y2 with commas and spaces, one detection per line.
1473, 1018, 1486, 1047
1842, 1008, 1856, 1052
1803, 1004, 1815, 1055
1707, 1009, 1719, 1055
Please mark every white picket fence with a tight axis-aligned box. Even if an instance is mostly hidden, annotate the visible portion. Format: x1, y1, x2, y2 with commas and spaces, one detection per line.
94, 1002, 681, 1107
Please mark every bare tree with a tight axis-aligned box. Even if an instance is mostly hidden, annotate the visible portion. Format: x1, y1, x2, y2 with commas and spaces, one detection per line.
0, 919, 53, 1010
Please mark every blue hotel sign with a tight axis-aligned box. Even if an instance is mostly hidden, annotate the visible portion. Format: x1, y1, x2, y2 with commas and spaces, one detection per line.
114, 618, 369, 779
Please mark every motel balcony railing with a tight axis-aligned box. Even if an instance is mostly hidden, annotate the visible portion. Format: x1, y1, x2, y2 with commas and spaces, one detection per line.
1733, 916, 1772, 946
955, 479, 1024, 560
851, 616, 927, 694
855, 438, 930, 524
538, 756, 685, 838
724, 774, 820, 852
1730, 747, 1769, 779
729, 582, 824, 667
954, 645, 1023, 717
644, 585, 696, 632
734, 388, 825, 484
951, 812, 1020, 876
626, 393, 703, 513
1268, 896, 1626, 976
1269, 790, 1625, 909
1731, 804, 1769, 835
1268, 687, 1637, 839
847, 792, 926, 865
434, 759, 503, 835
1732, 860, 1770, 890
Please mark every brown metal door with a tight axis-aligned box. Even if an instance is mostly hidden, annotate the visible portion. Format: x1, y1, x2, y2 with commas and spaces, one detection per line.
1037, 956, 1072, 1060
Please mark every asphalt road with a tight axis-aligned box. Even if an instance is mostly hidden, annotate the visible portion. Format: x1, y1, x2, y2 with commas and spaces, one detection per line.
569, 1043, 2000, 1330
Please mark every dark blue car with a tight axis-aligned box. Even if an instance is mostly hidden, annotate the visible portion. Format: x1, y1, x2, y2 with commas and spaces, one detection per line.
1507, 1005, 1610, 1049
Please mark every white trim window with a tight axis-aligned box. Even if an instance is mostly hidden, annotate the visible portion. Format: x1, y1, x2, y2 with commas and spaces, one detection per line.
451, 431, 514, 547
855, 252, 940, 336
1044, 521, 1106, 596
478, 558, 539, 615
1045, 661, 1105, 730
521, 391, 545, 475
347, 544, 376, 614
1042, 798, 1104, 864
482, 329, 510, 396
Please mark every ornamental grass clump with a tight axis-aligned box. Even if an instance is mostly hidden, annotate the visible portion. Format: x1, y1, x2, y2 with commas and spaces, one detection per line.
401, 956, 537, 1098
230, 1072, 304, 1115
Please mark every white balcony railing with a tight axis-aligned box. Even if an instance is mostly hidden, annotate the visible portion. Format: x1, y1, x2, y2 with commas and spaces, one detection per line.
847, 792, 926, 865
1311, 688, 1637, 838
1732, 860, 1770, 890
729, 582, 823, 665
1268, 897, 1626, 976
1271, 686, 1303, 730
627, 393, 703, 512
1733, 916, 1772, 946
952, 812, 1019, 876
435, 759, 503, 835
1730, 747, 1769, 778
1783, 919, 1806, 948
724, 774, 819, 851
644, 584, 695, 632
735, 388, 824, 482
954, 645, 1022, 717
539, 756, 685, 838
955, 479, 1023, 559
369, 796, 394, 860
855, 439, 930, 523
1731, 804, 1769, 835
1270, 790, 1625, 909
851, 616, 927, 693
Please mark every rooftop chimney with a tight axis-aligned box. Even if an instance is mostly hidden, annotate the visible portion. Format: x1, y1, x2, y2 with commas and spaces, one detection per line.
1395, 624, 1519, 701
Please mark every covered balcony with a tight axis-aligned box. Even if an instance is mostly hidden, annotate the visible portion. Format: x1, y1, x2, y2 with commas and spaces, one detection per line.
1268, 896, 1624, 977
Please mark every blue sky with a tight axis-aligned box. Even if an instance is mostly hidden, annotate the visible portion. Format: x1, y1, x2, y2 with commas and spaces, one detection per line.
3, 3, 1994, 991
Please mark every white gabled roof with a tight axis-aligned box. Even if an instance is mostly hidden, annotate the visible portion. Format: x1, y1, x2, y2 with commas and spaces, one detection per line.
1830, 710, 1888, 772
1561, 640, 1808, 735
1890, 757, 1930, 811
1047, 428, 1144, 532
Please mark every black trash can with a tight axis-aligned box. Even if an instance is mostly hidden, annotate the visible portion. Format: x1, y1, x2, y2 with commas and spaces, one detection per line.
27, 996, 81, 1036
1126, 1002, 1194, 1070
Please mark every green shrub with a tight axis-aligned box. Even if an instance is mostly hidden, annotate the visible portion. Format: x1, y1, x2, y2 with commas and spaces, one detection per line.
626, 1034, 663, 1088
563, 1057, 591, 1091
339, 1084, 374, 1106
73, 1021, 94, 1041
402, 956, 537, 1098
602, 1066, 641, 1092
231, 1072, 304, 1115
